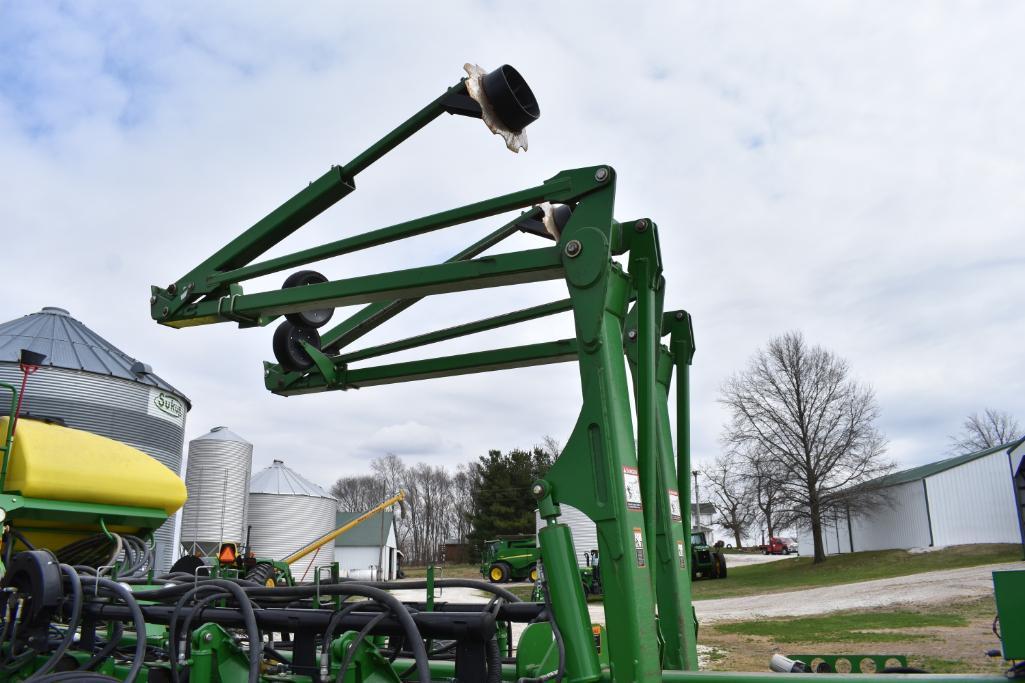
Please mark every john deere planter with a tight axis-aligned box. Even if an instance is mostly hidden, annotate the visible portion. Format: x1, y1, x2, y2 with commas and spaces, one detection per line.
1, 62, 1020, 682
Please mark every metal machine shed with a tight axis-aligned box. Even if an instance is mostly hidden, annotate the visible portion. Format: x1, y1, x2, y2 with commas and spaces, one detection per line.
332, 510, 398, 580
800, 437, 1025, 555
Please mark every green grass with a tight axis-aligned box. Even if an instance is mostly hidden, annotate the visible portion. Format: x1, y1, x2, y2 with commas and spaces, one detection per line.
692, 544, 1021, 600
402, 563, 482, 579
915, 657, 973, 673
714, 610, 967, 643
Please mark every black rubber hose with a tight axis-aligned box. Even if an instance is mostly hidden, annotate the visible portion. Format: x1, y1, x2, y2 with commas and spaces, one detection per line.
321, 600, 363, 673
168, 580, 261, 683
34, 564, 83, 676
80, 577, 146, 683
515, 580, 565, 683
168, 583, 223, 683
335, 612, 389, 682
10, 529, 35, 550
486, 636, 503, 683
243, 583, 429, 683
78, 623, 124, 671
353, 579, 522, 603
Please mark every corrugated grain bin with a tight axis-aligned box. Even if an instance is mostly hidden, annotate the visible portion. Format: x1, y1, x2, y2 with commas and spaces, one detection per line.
0, 307, 190, 571
180, 426, 253, 557
535, 503, 599, 567
248, 460, 337, 581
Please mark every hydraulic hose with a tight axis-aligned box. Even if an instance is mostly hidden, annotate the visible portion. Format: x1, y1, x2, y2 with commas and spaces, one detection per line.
79, 577, 146, 683
356, 578, 522, 603
335, 611, 389, 682
244, 583, 430, 683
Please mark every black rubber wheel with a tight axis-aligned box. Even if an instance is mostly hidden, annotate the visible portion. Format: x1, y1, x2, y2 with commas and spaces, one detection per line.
272, 320, 322, 372
527, 564, 539, 583
487, 563, 510, 583
282, 270, 334, 328
170, 554, 204, 576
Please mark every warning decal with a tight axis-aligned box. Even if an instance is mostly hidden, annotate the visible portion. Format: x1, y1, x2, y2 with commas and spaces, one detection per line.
633, 527, 646, 567
677, 540, 686, 569
624, 466, 642, 511
668, 489, 681, 521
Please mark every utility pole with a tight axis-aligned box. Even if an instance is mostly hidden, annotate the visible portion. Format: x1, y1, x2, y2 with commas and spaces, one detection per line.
691, 470, 700, 532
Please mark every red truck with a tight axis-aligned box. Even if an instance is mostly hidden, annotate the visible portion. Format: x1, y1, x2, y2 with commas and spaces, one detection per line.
760, 537, 799, 555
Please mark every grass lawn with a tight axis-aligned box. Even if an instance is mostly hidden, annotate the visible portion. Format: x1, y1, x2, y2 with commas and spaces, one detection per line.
692, 544, 1021, 601
402, 563, 483, 579
702, 598, 1006, 674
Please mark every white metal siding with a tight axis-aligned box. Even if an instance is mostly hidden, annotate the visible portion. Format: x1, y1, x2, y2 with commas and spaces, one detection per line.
849, 481, 932, 551
797, 514, 851, 556
535, 503, 599, 567
926, 451, 1020, 545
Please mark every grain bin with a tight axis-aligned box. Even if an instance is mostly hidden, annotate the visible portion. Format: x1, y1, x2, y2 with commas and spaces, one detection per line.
535, 503, 599, 567
248, 460, 337, 581
180, 426, 253, 557
0, 306, 190, 571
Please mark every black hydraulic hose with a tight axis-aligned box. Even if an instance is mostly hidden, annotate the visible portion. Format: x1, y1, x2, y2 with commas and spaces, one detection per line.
80, 577, 146, 683
335, 611, 389, 683
516, 580, 565, 683
356, 579, 522, 603
321, 600, 364, 673
486, 636, 503, 683
168, 584, 234, 683
10, 528, 35, 550
168, 580, 261, 683
34, 564, 83, 676
79, 623, 124, 671
244, 583, 429, 683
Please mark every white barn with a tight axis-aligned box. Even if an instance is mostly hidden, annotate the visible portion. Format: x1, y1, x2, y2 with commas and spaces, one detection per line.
332, 510, 399, 580
799, 438, 1025, 555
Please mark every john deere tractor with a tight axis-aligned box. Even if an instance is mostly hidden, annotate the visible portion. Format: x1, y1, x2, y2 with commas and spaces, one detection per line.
690, 531, 727, 580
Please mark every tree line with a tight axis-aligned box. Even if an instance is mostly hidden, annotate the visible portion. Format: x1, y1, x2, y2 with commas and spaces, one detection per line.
328, 443, 556, 566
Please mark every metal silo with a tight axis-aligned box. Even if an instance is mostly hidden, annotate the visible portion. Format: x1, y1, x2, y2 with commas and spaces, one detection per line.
248, 460, 337, 581
0, 306, 190, 571
180, 426, 253, 557
535, 503, 599, 567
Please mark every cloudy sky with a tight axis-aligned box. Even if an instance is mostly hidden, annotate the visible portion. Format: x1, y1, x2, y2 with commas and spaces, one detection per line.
1, 2, 1022, 490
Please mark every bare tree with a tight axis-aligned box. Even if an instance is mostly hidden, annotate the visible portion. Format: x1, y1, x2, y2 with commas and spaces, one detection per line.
743, 448, 796, 542
330, 474, 387, 512
702, 453, 757, 547
949, 409, 1021, 453
720, 331, 891, 563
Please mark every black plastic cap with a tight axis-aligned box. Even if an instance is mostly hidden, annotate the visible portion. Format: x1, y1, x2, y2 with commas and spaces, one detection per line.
482, 65, 540, 132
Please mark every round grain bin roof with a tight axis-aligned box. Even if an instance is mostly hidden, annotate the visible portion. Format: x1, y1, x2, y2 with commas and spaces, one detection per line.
0, 306, 190, 406
196, 425, 250, 444
250, 459, 335, 498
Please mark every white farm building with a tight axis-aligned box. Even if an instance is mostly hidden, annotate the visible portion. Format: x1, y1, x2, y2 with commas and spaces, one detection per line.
800, 438, 1025, 555
332, 510, 399, 580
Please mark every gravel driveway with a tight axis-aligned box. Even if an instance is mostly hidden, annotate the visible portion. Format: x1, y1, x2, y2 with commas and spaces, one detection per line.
386, 560, 1024, 635
693, 560, 1024, 624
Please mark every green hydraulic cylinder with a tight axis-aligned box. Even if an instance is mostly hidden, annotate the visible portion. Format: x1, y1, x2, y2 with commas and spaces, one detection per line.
537, 512, 601, 683
669, 312, 696, 558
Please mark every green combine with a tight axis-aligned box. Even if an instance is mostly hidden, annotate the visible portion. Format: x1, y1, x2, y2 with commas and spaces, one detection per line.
480, 535, 540, 583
